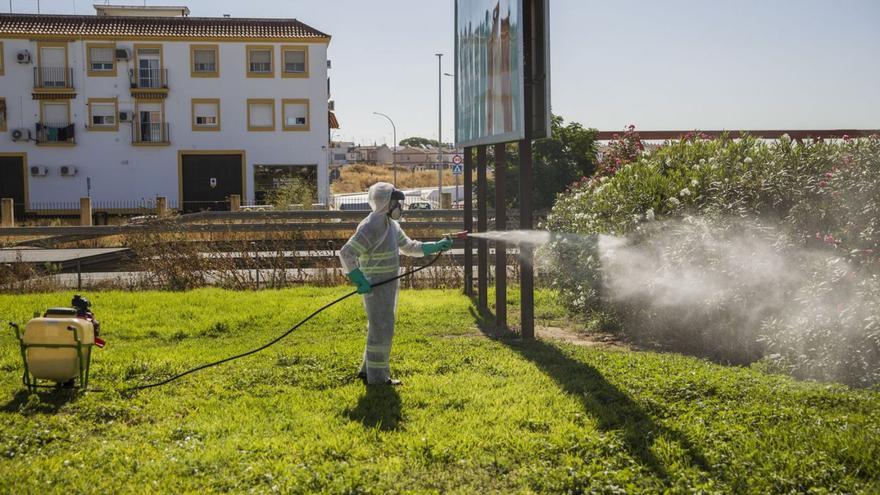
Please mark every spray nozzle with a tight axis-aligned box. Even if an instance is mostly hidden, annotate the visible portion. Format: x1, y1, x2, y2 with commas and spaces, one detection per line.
444, 231, 470, 241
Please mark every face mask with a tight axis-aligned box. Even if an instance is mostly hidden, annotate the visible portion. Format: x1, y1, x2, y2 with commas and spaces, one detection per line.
388, 199, 403, 221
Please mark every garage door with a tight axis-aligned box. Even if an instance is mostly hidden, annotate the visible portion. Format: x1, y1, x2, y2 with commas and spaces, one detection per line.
181, 153, 243, 212
0, 155, 26, 217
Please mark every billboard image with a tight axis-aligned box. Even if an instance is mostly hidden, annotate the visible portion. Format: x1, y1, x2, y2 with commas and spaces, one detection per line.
455, 0, 525, 147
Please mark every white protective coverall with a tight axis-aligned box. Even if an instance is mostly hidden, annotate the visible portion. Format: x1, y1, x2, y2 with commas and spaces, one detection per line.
339, 183, 425, 384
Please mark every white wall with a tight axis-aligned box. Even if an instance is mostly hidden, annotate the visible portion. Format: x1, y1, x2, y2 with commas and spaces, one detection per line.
0, 37, 330, 207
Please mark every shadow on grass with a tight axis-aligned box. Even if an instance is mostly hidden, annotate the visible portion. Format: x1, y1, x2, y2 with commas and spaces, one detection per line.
469, 305, 709, 480
1, 389, 78, 414
345, 384, 402, 431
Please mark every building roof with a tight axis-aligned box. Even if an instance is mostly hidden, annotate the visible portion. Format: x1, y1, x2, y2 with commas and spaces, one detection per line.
0, 13, 330, 42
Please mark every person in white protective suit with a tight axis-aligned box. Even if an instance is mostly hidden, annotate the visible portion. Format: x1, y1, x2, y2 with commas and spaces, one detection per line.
339, 183, 452, 385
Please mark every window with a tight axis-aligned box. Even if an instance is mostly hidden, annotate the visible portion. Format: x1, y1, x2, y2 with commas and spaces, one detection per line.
87, 98, 118, 131
0, 98, 6, 132
246, 46, 273, 77
36, 42, 69, 88
87, 43, 116, 76
282, 99, 310, 131
134, 100, 168, 144
38, 100, 74, 145
134, 45, 165, 89
190, 45, 218, 77
247, 99, 275, 131
192, 98, 221, 131
281, 46, 308, 78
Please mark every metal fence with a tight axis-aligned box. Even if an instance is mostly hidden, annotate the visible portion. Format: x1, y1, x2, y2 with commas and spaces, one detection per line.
35, 122, 75, 144
130, 68, 168, 89
33, 67, 74, 89
132, 122, 170, 144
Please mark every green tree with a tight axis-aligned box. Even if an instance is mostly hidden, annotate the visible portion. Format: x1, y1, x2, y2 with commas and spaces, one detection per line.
486, 115, 598, 211
399, 137, 441, 148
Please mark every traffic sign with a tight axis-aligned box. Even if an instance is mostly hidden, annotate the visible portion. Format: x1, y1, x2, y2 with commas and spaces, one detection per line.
452, 164, 464, 176
452, 154, 463, 165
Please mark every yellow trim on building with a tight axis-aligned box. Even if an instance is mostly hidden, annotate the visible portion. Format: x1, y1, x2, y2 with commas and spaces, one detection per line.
246, 98, 275, 131
0, 33, 330, 44
281, 98, 311, 132
0, 41, 5, 76
280, 45, 309, 79
86, 97, 119, 132
191, 98, 221, 132
190, 44, 220, 78
35, 41, 71, 91
245, 45, 274, 78
86, 42, 117, 77
177, 150, 247, 208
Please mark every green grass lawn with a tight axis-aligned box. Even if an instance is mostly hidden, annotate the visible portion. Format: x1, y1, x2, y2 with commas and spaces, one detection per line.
1, 288, 878, 494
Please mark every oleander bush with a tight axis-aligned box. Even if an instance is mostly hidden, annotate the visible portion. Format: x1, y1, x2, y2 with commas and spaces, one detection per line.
545, 131, 880, 387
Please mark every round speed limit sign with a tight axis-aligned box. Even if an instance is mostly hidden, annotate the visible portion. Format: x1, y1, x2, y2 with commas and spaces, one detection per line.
452, 155, 463, 165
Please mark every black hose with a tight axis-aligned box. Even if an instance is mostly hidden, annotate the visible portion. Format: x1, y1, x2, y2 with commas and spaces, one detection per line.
88, 253, 444, 393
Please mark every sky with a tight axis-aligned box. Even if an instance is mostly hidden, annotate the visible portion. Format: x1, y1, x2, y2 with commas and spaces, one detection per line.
9, 0, 880, 145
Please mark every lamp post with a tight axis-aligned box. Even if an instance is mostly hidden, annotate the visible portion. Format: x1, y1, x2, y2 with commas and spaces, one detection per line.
436, 53, 444, 207
372, 112, 397, 186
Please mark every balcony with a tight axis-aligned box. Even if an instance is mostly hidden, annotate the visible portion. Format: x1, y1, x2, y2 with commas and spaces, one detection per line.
33, 67, 75, 95
129, 68, 169, 98
35, 122, 76, 145
132, 122, 170, 145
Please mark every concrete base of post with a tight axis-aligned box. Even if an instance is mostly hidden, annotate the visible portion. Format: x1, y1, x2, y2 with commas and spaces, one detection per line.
156, 197, 168, 218
79, 197, 93, 227
1, 198, 13, 228
230, 194, 241, 212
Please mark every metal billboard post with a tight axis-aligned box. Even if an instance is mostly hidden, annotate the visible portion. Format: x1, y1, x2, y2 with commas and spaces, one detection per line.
494, 143, 507, 332
463, 148, 474, 297
477, 145, 488, 315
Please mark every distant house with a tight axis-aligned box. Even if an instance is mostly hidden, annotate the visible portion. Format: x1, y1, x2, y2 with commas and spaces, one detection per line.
330, 141, 358, 165
353, 144, 393, 165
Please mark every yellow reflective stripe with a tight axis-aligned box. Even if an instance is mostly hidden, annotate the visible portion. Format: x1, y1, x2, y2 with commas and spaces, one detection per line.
349, 239, 368, 254
361, 266, 399, 275
366, 360, 388, 368
360, 251, 396, 261
366, 344, 390, 353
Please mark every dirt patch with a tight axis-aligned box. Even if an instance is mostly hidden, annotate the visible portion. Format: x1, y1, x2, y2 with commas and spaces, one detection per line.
535, 326, 628, 349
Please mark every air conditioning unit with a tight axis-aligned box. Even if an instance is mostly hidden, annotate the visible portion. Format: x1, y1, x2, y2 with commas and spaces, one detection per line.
118, 111, 134, 122
60, 165, 78, 177
115, 48, 130, 60
327, 60, 332, 69
30, 166, 49, 177
16, 50, 31, 64
11, 128, 31, 142
328, 100, 335, 111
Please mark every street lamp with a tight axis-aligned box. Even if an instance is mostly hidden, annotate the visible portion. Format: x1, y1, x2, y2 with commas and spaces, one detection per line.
372, 111, 397, 186
436, 53, 444, 207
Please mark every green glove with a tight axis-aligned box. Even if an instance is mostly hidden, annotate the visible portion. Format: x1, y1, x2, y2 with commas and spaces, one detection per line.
347, 268, 372, 294
422, 237, 454, 256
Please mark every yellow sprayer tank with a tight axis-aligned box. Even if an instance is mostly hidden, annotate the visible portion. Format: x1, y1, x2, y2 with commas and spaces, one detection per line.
23, 316, 94, 382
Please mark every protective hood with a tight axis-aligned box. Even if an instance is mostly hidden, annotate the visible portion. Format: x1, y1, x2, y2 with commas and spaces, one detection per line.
367, 182, 394, 214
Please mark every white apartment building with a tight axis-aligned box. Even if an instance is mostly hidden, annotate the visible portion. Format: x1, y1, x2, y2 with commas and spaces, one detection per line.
0, 6, 334, 213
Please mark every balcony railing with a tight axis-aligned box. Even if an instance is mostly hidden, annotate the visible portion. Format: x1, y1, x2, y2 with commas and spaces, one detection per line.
35, 122, 76, 145
130, 68, 168, 90
132, 122, 170, 144
33, 67, 75, 90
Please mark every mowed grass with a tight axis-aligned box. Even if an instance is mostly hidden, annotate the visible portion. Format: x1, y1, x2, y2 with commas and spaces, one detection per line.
0, 288, 878, 494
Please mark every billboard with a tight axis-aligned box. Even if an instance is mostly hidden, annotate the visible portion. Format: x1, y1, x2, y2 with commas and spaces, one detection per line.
455, 0, 526, 147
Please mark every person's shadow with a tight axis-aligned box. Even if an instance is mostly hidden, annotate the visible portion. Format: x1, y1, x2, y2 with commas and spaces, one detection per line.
469, 305, 709, 480
345, 384, 402, 431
